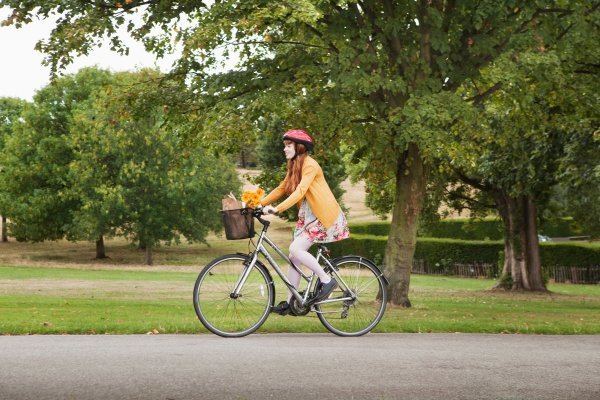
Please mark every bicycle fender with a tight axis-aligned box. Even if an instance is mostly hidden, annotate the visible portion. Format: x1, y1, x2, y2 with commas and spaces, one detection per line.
233, 253, 274, 283
233, 253, 276, 300
332, 255, 390, 286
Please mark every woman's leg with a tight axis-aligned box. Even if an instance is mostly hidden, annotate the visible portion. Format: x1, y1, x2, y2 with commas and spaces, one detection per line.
286, 253, 303, 303
289, 235, 331, 288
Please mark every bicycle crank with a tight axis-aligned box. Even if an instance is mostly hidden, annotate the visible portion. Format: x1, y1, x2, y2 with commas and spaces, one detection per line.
289, 292, 311, 316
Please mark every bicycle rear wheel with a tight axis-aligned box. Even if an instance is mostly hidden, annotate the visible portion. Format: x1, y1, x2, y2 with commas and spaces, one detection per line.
316, 256, 387, 336
193, 254, 274, 337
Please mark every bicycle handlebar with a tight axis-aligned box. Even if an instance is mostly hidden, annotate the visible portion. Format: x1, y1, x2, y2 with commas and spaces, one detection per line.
252, 208, 270, 227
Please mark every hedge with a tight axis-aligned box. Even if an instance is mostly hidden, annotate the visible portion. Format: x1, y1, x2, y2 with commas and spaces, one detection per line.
349, 218, 585, 241
327, 234, 600, 272
348, 222, 391, 237
327, 235, 502, 267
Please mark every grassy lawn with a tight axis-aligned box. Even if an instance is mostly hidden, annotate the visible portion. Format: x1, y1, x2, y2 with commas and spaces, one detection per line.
1, 180, 597, 335
1, 265, 598, 335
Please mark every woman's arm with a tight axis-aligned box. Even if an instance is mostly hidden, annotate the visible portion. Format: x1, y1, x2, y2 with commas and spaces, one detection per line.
274, 163, 317, 213
261, 178, 287, 207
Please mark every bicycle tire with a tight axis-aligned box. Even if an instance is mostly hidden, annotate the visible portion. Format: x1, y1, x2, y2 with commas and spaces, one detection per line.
316, 256, 387, 336
193, 254, 274, 337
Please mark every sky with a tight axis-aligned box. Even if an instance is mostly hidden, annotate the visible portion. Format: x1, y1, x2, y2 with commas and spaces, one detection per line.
0, 7, 179, 101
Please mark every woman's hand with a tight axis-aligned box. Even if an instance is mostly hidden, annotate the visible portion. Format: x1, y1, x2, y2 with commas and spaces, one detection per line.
263, 205, 278, 215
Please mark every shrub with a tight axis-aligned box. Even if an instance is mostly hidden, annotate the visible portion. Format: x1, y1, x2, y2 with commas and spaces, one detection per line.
328, 234, 600, 272
347, 222, 391, 237
349, 217, 585, 241
327, 235, 503, 266
540, 242, 600, 267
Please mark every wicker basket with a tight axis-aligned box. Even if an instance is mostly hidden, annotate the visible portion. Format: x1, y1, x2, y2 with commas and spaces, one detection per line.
221, 208, 255, 240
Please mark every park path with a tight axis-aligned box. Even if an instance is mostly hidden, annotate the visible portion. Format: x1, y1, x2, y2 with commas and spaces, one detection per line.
1, 333, 599, 400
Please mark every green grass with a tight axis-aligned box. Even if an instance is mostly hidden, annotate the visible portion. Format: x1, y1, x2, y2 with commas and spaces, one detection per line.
0, 265, 195, 282
2, 265, 599, 335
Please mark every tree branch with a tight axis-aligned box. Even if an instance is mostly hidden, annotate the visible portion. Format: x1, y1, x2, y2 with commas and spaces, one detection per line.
466, 82, 503, 105
453, 169, 491, 192
225, 40, 330, 51
445, 189, 496, 210
302, 21, 339, 54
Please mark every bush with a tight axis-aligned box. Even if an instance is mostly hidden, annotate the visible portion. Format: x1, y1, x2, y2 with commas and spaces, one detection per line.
540, 242, 600, 267
328, 234, 600, 272
419, 219, 504, 240
538, 218, 584, 238
350, 217, 585, 241
328, 235, 503, 266
346, 222, 391, 237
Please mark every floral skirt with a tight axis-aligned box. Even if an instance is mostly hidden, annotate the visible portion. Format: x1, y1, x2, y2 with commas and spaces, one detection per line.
294, 201, 350, 243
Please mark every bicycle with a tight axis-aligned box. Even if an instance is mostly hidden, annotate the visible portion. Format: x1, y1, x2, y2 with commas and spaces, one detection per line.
193, 208, 388, 337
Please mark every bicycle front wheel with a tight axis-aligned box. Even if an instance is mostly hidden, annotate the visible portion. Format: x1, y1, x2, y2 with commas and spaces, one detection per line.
193, 254, 274, 337
316, 256, 387, 336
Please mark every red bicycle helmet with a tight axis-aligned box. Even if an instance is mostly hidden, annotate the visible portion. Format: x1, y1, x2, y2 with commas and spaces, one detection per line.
282, 129, 314, 151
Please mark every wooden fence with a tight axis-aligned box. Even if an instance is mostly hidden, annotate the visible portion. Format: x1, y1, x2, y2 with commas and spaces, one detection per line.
412, 259, 600, 284
549, 266, 600, 284
412, 260, 495, 278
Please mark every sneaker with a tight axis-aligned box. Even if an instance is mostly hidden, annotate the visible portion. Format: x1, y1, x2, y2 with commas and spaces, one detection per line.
312, 278, 338, 303
271, 301, 291, 316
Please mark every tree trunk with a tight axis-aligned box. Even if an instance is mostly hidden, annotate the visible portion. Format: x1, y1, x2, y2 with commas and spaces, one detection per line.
240, 149, 247, 168
494, 193, 512, 283
144, 245, 153, 266
492, 192, 546, 291
1, 216, 7, 242
383, 143, 427, 307
524, 197, 546, 290
95, 235, 107, 259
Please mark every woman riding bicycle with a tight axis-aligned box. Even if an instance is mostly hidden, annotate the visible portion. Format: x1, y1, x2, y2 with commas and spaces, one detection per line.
261, 129, 350, 315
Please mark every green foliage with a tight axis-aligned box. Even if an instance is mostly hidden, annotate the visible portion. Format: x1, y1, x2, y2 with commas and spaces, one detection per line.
0, 67, 241, 254
328, 235, 504, 267
69, 69, 240, 249
540, 242, 600, 268
436, 5, 600, 242
418, 219, 503, 241
346, 222, 391, 237
349, 218, 585, 240
555, 130, 600, 237
0, 68, 113, 241
0, 97, 27, 147
4, 0, 575, 185
328, 234, 600, 272
0, 97, 28, 219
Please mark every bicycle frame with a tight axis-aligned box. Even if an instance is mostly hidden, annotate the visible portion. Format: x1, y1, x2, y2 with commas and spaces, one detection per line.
231, 212, 355, 308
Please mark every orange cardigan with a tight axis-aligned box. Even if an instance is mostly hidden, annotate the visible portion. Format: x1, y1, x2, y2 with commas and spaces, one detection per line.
261, 156, 341, 229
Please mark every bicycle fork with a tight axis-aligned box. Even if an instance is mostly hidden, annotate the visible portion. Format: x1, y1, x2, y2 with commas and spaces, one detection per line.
230, 252, 260, 299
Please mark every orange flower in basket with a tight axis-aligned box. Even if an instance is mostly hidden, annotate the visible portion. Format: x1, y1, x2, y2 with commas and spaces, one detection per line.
241, 188, 264, 209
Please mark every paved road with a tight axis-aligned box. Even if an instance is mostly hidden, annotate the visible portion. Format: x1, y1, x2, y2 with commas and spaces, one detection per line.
1, 333, 599, 400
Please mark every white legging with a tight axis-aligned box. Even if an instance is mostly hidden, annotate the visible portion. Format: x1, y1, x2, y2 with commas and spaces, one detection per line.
286, 235, 331, 302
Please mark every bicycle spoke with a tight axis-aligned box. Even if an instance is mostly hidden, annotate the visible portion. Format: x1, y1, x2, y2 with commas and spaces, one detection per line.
193, 255, 273, 337
317, 257, 387, 336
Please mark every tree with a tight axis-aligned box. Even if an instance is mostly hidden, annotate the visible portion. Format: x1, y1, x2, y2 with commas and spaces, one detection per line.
0, 97, 28, 242
3, 1, 594, 305
433, 3, 600, 290
70, 69, 240, 264
0, 67, 114, 242
548, 2, 600, 239
555, 130, 600, 238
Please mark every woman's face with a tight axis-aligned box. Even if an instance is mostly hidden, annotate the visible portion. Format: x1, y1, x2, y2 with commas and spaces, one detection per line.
283, 141, 296, 160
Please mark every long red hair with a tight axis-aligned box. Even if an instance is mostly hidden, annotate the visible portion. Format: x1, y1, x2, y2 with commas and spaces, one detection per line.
284, 141, 308, 195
